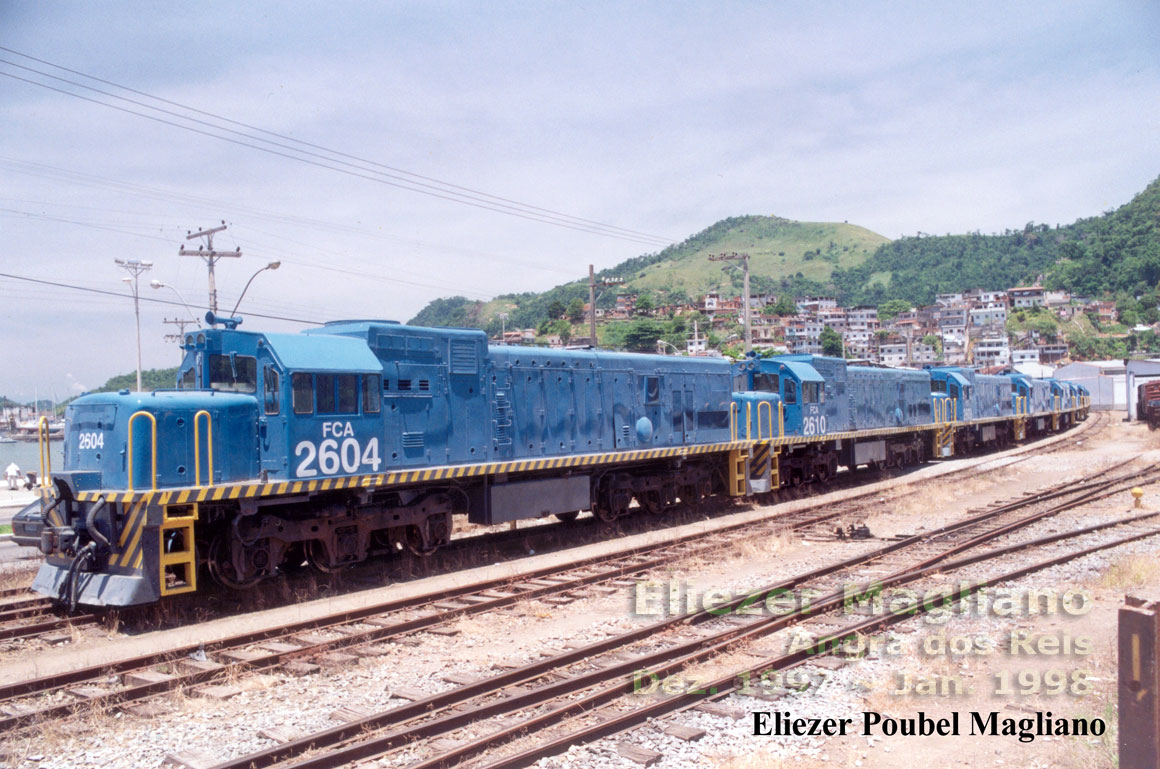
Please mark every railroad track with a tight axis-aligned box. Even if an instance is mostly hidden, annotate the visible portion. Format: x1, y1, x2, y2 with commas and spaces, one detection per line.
213, 460, 1157, 769
0, 413, 1104, 647
0, 449, 1143, 744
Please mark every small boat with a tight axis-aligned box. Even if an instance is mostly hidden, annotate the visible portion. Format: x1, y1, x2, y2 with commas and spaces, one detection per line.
0, 435, 15, 444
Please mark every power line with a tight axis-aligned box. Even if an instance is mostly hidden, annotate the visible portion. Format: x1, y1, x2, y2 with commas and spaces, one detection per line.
0, 52, 675, 247
0, 45, 675, 244
1, 159, 581, 278
0, 272, 321, 325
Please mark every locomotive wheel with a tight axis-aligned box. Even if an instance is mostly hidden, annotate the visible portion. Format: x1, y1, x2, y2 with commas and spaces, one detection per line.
554, 511, 580, 523
679, 484, 700, 507
404, 526, 440, 557
305, 540, 344, 573
207, 535, 264, 590
638, 490, 665, 515
594, 486, 631, 523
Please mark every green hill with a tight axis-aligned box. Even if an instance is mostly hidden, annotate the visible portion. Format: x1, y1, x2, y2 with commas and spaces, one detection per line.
833, 174, 1160, 307
408, 215, 888, 333
409, 173, 1160, 339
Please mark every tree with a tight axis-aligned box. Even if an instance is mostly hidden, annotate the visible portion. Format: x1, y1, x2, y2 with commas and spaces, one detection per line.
877, 299, 911, 321
771, 296, 797, 316
566, 298, 586, 324
634, 293, 655, 314
547, 300, 567, 320
820, 326, 844, 357
622, 319, 666, 352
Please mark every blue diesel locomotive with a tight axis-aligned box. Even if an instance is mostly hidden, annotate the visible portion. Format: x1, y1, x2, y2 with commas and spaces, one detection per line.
15, 317, 1089, 607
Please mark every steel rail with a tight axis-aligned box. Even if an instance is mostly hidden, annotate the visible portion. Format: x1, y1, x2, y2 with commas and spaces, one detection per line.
209, 462, 1153, 769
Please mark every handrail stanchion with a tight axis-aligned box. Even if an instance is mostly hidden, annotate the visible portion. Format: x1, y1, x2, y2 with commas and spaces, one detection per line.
729, 402, 739, 442
757, 400, 773, 441
745, 401, 752, 440
127, 411, 158, 492
778, 401, 785, 438
193, 410, 214, 488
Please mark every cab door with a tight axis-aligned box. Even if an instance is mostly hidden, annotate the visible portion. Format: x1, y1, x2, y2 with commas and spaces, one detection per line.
259, 361, 288, 477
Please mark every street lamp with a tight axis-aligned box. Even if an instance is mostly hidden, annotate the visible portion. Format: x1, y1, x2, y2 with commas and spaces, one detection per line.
230, 261, 281, 316
150, 280, 199, 322
115, 259, 152, 392
499, 313, 509, 344
656, 339, 681, 355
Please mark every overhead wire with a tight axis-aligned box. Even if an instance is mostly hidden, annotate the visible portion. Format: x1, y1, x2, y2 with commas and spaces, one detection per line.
1, 157, 583, 278
0, 272, 322, 325
0, 54, 675, 247
0, 44, 675, 245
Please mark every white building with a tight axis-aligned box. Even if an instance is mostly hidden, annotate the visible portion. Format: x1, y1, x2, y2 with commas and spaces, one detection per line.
974, 336, 1010, 366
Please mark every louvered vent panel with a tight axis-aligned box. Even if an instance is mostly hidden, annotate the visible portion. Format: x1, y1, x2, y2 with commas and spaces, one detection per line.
449, 341, 478, 374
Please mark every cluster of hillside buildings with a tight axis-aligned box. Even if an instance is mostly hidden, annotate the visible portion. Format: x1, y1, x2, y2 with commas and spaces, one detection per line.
697, 286, 1099, 367
494, 284, 1125, 368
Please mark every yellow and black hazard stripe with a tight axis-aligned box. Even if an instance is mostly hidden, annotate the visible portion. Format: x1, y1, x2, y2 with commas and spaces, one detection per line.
74, 440, 751, 505
69, 410, 1078, 506
113, 500, 149, 571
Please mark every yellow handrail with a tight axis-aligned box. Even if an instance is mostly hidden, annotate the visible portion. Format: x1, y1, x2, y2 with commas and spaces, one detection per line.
757, 400, 773, 441
952, 398, 958, 423
193, 410, 214, 488
729, 401, 739, 442
127, 411, 158, 492
745, 401, 752, 440
37, 416, 51, 487
778, 401, 785, 438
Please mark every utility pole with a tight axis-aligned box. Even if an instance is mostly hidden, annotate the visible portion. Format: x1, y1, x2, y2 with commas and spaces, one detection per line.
164, 317, 195, 344
709, 252, 752, 354
587, 264, 623, 349
115, 259, 153, 392
179, 221, 241, 314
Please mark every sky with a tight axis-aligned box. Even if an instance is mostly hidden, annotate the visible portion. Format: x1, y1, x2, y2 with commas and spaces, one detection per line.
1, 1, 1158, 401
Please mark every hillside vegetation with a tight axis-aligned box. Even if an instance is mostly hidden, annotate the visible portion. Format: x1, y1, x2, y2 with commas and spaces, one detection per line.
409, 215, 887, 333
833, 175, 1160, 305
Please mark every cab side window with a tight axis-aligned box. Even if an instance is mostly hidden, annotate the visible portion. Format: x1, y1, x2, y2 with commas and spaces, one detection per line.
292, 373, 313, 415
784, 379, 797, 405
363, 374, 381, 413
263, 367, 280, 415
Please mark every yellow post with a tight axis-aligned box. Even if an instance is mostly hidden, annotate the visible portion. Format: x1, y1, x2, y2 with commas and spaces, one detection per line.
745, 401, 752, 440
729, 402, 739, 442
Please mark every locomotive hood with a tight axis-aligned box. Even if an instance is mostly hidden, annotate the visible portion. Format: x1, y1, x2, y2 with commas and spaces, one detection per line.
63, 389, 259, 493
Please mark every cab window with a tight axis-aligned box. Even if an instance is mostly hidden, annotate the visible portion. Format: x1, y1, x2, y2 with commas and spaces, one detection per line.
208, 354, 257, 393
802, 382, 821, 404
292, 373, 313, 415
263, 367, 280, 415
178, 367, 197, 390
363, 374, 381, 413
754, 373, 779, 393
317, 374, 359, 415
784, 379, 797, 405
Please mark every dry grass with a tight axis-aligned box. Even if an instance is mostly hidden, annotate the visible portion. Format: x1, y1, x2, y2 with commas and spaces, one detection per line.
1098, 554, 1160, 590
0, 563, 39, 592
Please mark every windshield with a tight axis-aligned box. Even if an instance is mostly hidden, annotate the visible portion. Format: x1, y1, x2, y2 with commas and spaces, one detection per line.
208, 354, 257, 393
